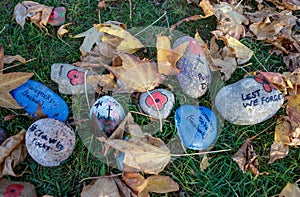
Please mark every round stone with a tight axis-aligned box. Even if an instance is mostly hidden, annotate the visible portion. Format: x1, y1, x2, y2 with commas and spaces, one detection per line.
90, 96, 126, 136
215, 76, 284, 125
26, 118, 75, 167
173, 36, 211, 98
139, 88, 175, 119
175, 105, 218, 150
0, 127, 7, 145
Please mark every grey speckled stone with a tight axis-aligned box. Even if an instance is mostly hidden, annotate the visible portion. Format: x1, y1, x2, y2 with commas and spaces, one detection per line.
51, 63, 96, 95
26, 118, 75, 167
0, 127, 7, 145
173, 36, 211, 98
139, 89, 175, 119
215, 77, 284, 125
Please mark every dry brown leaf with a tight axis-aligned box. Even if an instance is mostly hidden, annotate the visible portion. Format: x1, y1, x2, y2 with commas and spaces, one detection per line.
96, 24, 144, 53
232, 139, 261, 176
200, 154, 209, 171
87, 74, 118, 94
57, 23, 72, 38
257, 71, 286, 90
104, 53, 164, 92
279, 182, 300, 197
287, 93, 300, 123
123, 172, 148, 193
198, 0, 215, 18
81, 178, 121, 197
0, 72, 34, 109
34, 102, 48, 120
284, 53, 300, 71
266, 0, 300, 11
113, 177, 138, 197
156, 35, 188, 75
13, 1, 53, 29
3, 55, 26, 64
268, 141, 289, 164
101, 134, 171, 174
0, 130, 27, 178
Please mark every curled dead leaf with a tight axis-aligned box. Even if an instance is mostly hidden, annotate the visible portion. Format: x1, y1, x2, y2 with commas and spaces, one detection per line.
279, 182, 300, 197
87, 74, 118, 94
57, 23, 72, 38
122, 172, 148, 193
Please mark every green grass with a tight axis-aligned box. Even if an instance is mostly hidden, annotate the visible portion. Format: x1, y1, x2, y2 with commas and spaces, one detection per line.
0, 0, 298, 196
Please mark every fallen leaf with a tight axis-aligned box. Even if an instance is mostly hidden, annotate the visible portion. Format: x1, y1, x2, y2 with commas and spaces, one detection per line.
287, 93, 300, 123
113, 177, 138, 197
0, 45, 3, 72
156, 35, 188, 75
200, 154, 209, 171
198, 0, 215, 18
104, 53, 165, 92
0, 72, 34, 109
268, 141, 289, 164
3, 55, 26, 64
101, 134, 171, 174
34, 102, 48, 120
232, 139, 261, 176
139, 175, 179, 197
0, 130, 27, 178
257, 71, 286, 90
284, 53, 300, 71
57, 23, 72, 38
96, 24, 143, 53
122, 172, 148, 193
87, 74, 118, 94
266, 0, 300, 11
81, 178, 121, 197
279, 182, 300, 197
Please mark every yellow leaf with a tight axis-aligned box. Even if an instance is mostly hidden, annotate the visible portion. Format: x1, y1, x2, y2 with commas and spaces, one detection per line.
279, 183, 300, 197
0, 72, 34, 109
104, 53, 164, 92
287, 93, 300, 123
156, 35, 188, 75
200, 154, 209, 171
198, 0, 215, 18
74, 27, 103, 55
57, 23, 72, 38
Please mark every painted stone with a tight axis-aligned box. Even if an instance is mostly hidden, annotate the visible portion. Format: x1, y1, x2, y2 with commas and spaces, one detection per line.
90, 96, 125, 136
173, 36, 211, 98
51, 63, 96, 95
26, 118, 75, 167
0, 179, 37, 197
47, 7, 66, 26
0, 127, 7, 145
215, 76, 284, 125
175, 105, 217, 150
10, 80, 69, 121
139, 89, 175, 119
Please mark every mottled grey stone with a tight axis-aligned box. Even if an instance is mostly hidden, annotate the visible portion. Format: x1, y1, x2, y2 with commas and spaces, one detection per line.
51, 63, 96, 95
215, 77, 284, 125
139, 88, 175, 119
173, 36, 211, 98
26, 118, 75, 167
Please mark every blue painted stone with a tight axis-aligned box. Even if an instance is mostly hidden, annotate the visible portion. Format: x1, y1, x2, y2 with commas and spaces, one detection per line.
10, 80, 69, 121
90, 96, 125, 136
175, 105, 217, 150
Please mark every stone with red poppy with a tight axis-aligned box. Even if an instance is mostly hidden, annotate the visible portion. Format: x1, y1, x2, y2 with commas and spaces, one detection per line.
47, 7, 66, 26
0, 179, 37, 197
173, 36, 211, 98
139, 88, 175, 119
51, 63, 96, 94
215, 77, 284, 125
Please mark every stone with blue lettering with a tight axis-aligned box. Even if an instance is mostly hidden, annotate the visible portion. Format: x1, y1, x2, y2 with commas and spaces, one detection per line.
51, 63, 96, 95
26, 118, 75, 167
215, 76, 284, 125
10, 80, 69, 121
90, 96, 125, 136
139, 88, 175, 119
175, 105, 217, 150
173, 36, 211, 98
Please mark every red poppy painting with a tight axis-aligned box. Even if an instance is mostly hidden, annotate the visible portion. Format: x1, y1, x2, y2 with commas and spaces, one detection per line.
67, 69, 85, 85
145, 91, 168, 110
4, 184, 24, 197
254, 74, 277, 93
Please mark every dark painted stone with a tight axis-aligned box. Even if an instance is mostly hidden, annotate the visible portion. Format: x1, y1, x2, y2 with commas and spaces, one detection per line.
10, 80, 69, 121
215, 77, 284, 125
0, 127, 7, 145
90, 96, 125, 136
139, 88, 175, 119
175, 105, 217, 150
48, 7, 66, 26
26, 118, 75, 167
173, 36, 211, 98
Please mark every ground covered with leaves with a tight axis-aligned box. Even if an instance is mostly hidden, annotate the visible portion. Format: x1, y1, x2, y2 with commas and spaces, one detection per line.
0, 0, 300, 196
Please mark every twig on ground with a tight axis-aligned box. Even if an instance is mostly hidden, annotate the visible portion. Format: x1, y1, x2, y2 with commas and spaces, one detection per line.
249, 121, 276, 141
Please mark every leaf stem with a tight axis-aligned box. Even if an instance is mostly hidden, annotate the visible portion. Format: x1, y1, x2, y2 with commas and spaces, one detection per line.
80, 173, 122, 183
0, 58, 37, 72
171, 149, 231, 157
146, 90, 163, 132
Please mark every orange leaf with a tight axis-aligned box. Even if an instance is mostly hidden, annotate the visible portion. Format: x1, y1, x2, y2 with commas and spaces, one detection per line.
122, 172, 148, 193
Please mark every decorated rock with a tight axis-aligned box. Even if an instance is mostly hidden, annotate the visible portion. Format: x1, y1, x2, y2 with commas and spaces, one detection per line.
26, 118, 75, 167
215, 76, 284, 125
139, 88, 175, 119
90, 96, 125, 136
0, 179, 37, 197
0, 127, 7, 145
175, 105, 217, 150
47, 7, 66, 26
173, 36, 211, 98
10, 80, 69, 121
51, 63, 96, 95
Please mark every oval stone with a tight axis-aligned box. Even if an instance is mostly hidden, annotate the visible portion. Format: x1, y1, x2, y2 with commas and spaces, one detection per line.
139, 89, 175, 119
47, 7, 66, 26
0, 127, 7, 145
175, 105, 218, 150
26, 118, 75, 167
215, 77, 284, 125
90, 96, 125, 136
10, 80, 69, 121
173, 36, 211, 98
